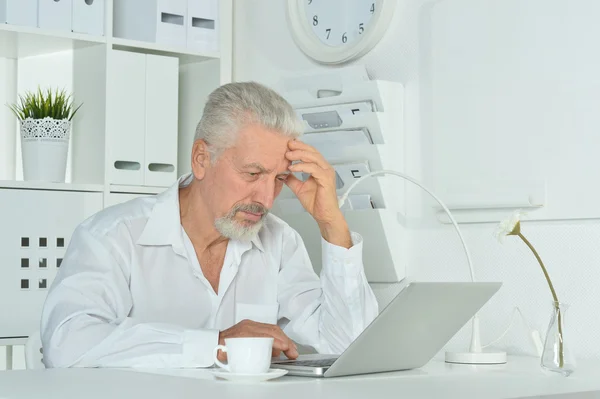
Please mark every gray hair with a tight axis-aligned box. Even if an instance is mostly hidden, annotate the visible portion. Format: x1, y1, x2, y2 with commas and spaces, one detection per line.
194, 82, 303, 162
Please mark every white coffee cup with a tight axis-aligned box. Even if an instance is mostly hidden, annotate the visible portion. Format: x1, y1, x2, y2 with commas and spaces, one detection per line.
213, 337, 274, 374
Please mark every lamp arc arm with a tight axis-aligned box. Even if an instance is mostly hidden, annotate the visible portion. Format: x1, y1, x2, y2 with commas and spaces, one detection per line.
338, 169, 476, 282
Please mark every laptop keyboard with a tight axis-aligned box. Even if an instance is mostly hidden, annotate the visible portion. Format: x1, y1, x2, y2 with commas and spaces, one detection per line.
278, 358, 337, 367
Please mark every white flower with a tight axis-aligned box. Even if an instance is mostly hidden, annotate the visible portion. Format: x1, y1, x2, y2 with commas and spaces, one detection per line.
494, 208, 564, 366
494, 210, 526, 243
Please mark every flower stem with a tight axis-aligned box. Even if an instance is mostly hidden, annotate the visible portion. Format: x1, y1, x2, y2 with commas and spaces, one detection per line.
517, 232, 564, 368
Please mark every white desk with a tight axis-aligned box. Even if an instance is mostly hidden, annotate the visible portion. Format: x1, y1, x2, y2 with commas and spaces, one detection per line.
0, 356, 599, 399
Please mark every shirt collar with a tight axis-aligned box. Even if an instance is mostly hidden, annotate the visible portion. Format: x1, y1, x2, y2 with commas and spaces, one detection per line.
137, 173, 265, 253
136, 174, 190, 251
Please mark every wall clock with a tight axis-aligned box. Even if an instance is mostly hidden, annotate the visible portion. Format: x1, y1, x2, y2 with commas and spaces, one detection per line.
286, 0, 397, 65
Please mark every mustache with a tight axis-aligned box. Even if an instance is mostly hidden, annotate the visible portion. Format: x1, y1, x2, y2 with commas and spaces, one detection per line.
230, 203, 268, 216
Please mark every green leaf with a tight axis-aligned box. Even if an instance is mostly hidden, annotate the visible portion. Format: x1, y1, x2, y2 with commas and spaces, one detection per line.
5, 86, 83, 126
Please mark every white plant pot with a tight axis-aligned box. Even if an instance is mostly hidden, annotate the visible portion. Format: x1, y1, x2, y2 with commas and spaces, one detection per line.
20, 117, 71, 182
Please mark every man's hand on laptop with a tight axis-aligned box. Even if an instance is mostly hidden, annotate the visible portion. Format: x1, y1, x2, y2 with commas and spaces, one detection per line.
217, 319, 299, 361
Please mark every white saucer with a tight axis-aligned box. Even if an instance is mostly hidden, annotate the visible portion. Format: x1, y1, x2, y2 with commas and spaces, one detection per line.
212, 368, 288, 382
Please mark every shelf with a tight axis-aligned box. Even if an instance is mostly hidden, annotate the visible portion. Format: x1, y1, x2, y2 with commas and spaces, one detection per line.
111, 37, 220, 64
0, 181, 168, 195
109, 184, 167, 195
0, 24, 106, 58
0, 336, 28, 345
0, 25, 220, 62
432, 179, 547, 224
0, 180, 104, 193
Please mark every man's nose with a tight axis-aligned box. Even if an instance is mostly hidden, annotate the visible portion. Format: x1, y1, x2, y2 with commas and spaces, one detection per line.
254, 179, 276, 210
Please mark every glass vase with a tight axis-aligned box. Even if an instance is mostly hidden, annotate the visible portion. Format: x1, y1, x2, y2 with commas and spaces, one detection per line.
541, 301, 576, 376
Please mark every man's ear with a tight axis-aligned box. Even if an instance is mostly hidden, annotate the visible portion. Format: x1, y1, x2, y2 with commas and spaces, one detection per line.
191, 140, 211, 180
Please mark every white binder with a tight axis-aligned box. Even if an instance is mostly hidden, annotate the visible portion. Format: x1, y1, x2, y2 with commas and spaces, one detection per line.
0, 0, 38, 27
187, 0, 219, 52
144, 54, 178, 187
38, 0, 72, 31
72, 0, 105, 36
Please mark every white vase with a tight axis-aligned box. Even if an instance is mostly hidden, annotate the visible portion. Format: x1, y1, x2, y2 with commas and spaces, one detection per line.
20, 117, 71, 182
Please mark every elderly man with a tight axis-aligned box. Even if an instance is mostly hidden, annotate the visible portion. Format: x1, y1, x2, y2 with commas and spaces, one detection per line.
41, 82, 378, 368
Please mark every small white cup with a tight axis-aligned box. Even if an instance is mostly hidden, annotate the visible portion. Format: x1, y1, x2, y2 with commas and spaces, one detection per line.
213, 337, 274, 374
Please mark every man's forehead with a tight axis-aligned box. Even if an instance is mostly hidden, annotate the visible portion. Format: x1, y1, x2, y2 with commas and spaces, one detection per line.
222, 126, 291, 168
229, 140, 290, 160
223, 147, 289, 173
237, 158, 291, 174
241, 161, 290, 173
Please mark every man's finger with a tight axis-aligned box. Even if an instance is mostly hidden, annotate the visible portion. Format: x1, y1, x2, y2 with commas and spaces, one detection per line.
288, 162, 332, 185
285, 150, 328, 170
248, 324, 292, 349
284, 173, 304, 195
251, 323, 298, 354
272, 336, 297, 354
288, 139, 318, 154
283, 346, 299, 360
271, 337, 293, 352
274, 338, 298, 358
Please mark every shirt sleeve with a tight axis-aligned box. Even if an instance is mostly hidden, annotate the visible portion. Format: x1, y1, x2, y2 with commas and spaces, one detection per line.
40, 225, 219, 368
277, 228, 379, 355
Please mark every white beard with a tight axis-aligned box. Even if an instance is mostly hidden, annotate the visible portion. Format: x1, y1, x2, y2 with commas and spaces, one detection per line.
214, 212, 265, 241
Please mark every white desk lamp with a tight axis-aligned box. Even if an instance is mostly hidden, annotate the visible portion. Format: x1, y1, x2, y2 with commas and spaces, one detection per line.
338, 169, 507, 364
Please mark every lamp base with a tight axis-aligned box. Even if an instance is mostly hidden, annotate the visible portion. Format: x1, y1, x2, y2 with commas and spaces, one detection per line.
445, 350, 507, 364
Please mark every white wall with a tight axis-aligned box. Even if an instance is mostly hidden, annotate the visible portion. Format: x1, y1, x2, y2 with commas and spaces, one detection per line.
424, 0, 600, 221
234, 0, 600, 359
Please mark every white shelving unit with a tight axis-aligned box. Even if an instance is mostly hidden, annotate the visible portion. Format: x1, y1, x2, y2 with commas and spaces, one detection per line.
0, 0, 232, 353
0, 179, 104, 193
0, 0, 232, 199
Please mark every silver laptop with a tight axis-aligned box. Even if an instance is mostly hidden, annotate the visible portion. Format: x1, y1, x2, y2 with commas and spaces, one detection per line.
271, 281, 501, 377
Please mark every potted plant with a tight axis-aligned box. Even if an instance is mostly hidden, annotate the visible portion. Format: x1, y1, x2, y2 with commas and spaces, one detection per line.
8, 87, 82, 183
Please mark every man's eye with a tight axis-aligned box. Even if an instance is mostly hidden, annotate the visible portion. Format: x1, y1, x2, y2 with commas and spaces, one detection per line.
277, 175, 288, 182
248, 172, 259, 177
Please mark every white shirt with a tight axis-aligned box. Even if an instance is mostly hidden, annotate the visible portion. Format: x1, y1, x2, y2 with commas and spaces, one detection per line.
40, 175, 379, 368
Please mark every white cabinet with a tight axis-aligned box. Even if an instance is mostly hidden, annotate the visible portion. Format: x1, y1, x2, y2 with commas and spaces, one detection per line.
107, 50, 179, 188
38, 0, 72, 32
0, 188, 103, 338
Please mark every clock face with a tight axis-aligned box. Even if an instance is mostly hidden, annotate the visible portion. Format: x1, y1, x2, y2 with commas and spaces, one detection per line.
287, 0, 395, 64
303, 0, 378, 48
